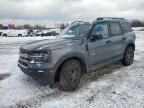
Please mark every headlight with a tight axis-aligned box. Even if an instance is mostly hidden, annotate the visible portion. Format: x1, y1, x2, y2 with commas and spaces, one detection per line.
30, 51, 50, 63
41, 53, 49, 61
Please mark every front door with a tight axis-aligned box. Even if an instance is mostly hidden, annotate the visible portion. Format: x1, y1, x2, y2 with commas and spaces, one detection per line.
87, 21, 114, 71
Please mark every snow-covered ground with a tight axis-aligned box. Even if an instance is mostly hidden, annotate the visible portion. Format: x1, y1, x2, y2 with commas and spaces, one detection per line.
0, 31, 144, 108
0, 36, 56, 55
132, 27, 144, 31
0, 36, 56, 43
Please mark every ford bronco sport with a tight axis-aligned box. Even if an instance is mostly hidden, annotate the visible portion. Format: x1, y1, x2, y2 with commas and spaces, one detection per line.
18, 17, 136, 91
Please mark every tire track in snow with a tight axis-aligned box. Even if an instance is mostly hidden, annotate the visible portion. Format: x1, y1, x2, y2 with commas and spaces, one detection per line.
9, 63, 124, 108
10, 60, 144, 108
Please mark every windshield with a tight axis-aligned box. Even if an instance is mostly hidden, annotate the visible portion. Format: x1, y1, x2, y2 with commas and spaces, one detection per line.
58, 22, 91, 39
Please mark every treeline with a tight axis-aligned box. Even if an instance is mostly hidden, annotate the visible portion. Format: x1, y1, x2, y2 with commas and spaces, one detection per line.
1, 19, 144, 30
59, 20, 144, 28
131, 19, 144, 27
17, 23, 69, 30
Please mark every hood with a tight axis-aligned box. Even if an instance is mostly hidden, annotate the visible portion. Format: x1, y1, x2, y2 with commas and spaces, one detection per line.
20, 38, 81, 51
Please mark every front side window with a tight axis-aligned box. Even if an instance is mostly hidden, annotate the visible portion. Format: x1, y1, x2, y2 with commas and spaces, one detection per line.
91, 22, 109, 37
110, 22, 122, 36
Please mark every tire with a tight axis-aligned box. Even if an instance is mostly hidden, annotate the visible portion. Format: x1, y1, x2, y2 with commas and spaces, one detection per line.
58, 59, 82, 91
3, 34, 7, 37
121, 46, 134, 66
18, 34, 22, 37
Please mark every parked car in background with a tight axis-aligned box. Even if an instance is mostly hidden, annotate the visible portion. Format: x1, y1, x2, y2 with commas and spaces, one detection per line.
0, 31, 2, 36
35, 29, 60, 36
35, 30, 43, 36
27, 29, 34, 36
41, 30, 59, 36
1, 29, 28, 37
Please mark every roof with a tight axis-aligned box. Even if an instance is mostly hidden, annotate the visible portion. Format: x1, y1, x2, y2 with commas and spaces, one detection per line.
92, 17, 129, 24
96, 17, 125, 21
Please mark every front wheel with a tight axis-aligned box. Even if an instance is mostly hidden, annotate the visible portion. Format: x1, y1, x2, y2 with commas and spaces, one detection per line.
121, 46, 134, 66
3, 34, 7, 37
58, 59, 82, 91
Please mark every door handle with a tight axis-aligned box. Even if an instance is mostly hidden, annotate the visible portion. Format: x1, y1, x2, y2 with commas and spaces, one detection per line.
105, 40, 112, 44
122, 37, 126, 41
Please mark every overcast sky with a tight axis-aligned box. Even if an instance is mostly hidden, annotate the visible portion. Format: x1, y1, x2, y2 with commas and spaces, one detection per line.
0, 0, 144, 26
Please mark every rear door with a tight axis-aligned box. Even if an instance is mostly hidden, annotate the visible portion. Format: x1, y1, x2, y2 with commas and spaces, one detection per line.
108, 22, 125, 60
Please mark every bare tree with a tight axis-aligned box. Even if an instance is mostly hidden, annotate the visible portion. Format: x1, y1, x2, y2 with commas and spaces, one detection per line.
131, 19, 142, 27
60, 23, 69, 30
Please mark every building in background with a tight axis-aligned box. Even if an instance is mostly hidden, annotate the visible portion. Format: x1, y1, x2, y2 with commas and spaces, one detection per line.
23, 24, 31, 29
8, 24, 16, 29
0, 24, 3, 29
2, 25, 8, 30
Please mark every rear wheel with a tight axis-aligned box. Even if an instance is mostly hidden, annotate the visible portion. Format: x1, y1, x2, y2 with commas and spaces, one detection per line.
18, 34, 22, 37
121, 46, 134, 66
58, 59, 82, 91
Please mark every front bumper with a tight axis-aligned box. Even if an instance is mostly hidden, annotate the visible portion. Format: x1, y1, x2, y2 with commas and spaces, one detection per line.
18, 61, 56, 85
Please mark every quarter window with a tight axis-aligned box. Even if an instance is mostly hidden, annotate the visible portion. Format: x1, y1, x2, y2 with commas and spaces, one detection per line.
110, 22, 122, 36
121, 22, 132, 33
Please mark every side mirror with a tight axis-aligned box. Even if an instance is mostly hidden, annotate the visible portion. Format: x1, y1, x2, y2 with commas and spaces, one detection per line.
89, 33, 103, 41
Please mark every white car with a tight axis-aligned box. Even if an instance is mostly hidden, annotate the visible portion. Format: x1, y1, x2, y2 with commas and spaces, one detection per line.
1, 29, 28, 37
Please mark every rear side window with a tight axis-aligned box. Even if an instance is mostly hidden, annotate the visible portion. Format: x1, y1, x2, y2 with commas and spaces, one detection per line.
120, 22, 132, 33
110, 22, 122, 36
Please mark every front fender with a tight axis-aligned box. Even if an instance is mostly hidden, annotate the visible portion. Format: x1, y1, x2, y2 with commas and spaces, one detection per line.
53, 52, 89, 73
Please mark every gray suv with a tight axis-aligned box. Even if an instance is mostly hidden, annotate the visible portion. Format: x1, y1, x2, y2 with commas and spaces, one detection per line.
18, 17, 136, 91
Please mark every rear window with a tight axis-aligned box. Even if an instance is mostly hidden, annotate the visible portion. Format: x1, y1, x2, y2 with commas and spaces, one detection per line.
120, 22, 132, 33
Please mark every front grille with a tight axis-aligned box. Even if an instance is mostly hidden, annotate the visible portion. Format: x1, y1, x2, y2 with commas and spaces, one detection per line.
20, 56, 31, 62
20, 48, 31, 59
19, 60, 28, 67
19, 48, 31, 68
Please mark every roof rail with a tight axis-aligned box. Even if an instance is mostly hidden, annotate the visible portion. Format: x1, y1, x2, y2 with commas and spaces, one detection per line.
96, 17, 125, 20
